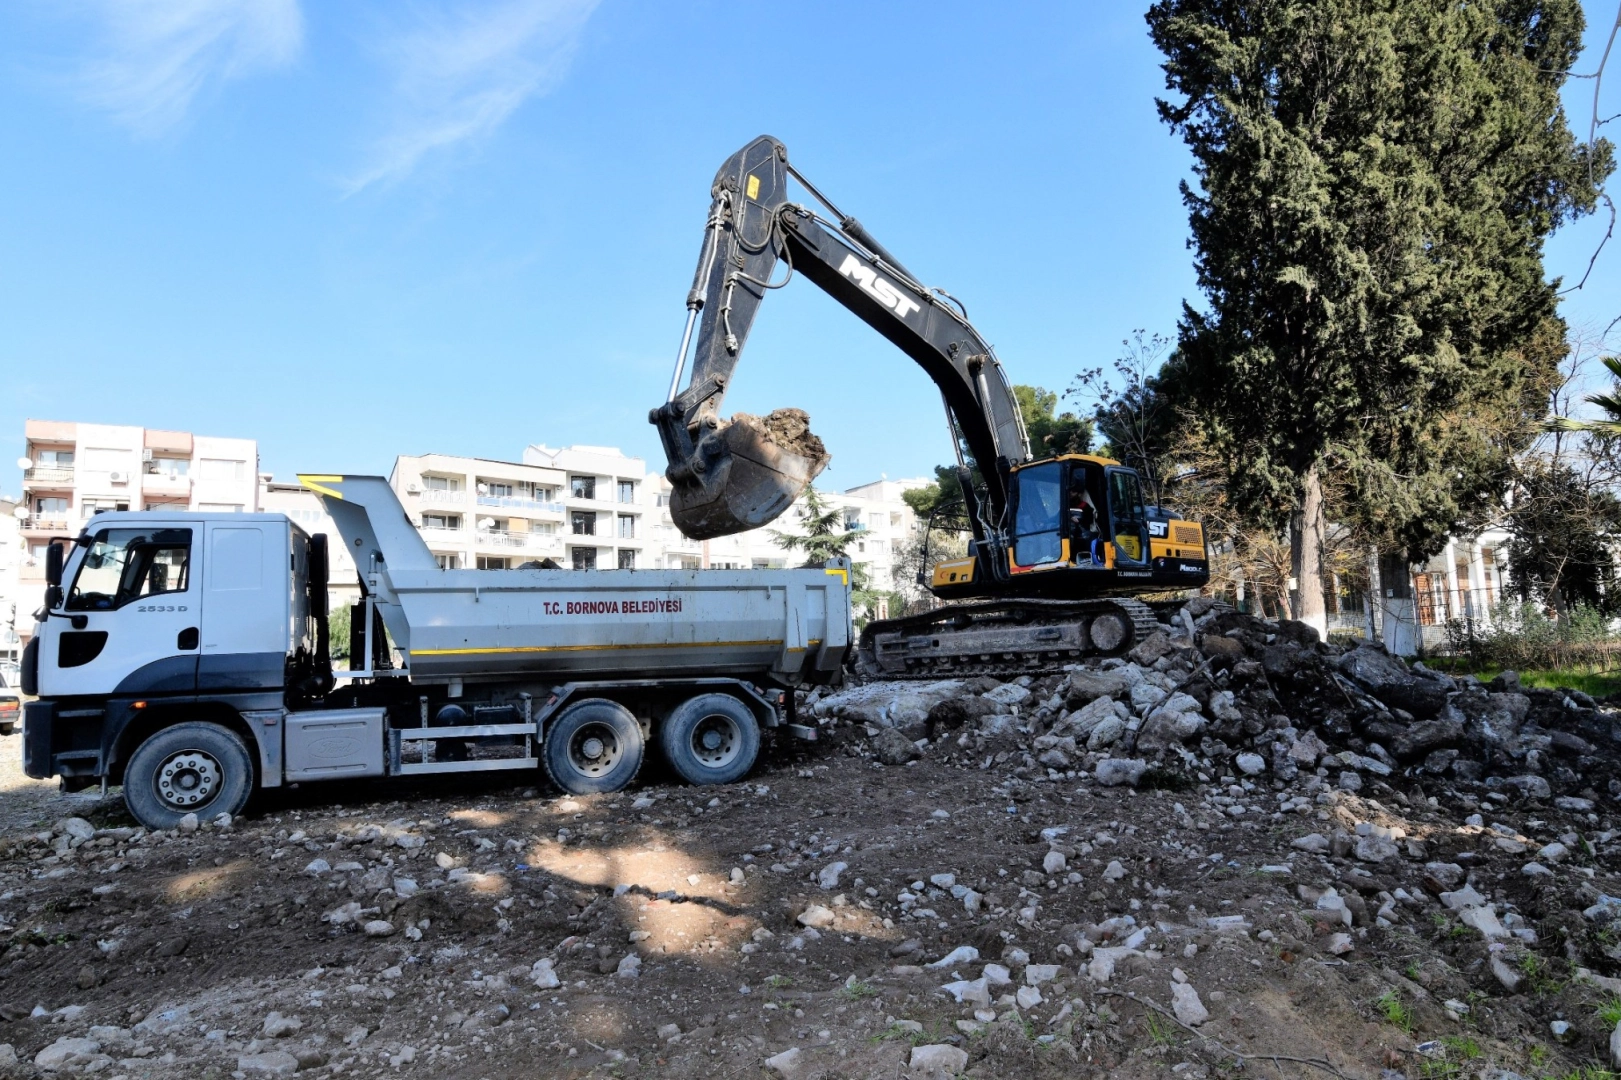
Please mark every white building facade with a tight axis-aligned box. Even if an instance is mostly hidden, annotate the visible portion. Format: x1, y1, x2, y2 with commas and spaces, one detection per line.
16, 420, 259, 647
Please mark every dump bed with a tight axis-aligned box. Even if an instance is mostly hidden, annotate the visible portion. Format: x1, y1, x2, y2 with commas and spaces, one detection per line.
301, 475, 852, 688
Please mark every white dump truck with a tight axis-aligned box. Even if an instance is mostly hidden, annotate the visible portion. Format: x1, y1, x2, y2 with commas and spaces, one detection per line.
21, 475, 852, 829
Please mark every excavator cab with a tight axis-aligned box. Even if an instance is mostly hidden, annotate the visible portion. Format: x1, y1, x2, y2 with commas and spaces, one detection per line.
1009, 456, 1142, 574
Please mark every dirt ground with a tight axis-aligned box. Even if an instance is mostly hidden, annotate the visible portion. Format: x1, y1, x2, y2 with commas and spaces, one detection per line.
2, 694, 1620, 1080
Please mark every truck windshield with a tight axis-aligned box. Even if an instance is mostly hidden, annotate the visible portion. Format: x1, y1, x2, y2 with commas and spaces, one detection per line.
66, 529, 192, 611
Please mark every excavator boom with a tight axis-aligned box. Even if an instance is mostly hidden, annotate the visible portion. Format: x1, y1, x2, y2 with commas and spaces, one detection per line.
651, 135, 1028, 540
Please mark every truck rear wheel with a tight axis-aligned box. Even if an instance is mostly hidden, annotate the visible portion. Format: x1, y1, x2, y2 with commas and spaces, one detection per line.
659, 693, 760, 786
124, 722, 254, 831
543, 699, 643, 795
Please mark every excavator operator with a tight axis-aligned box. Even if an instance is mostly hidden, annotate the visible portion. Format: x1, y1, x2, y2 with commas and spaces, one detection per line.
1069, 472, 1103, 567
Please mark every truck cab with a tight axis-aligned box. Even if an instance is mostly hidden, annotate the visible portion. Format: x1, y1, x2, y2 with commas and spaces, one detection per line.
23, 512, 321, 813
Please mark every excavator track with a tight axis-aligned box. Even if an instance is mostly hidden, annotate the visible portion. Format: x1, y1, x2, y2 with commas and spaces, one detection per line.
855, 597, 1166, 681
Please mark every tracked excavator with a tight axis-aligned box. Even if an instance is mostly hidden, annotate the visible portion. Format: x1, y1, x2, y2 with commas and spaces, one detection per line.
651, 135, 1211, 677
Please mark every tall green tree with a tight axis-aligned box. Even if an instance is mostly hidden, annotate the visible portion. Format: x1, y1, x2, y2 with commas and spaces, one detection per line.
769, 486, 856, 565
1146, 0, 1611, 634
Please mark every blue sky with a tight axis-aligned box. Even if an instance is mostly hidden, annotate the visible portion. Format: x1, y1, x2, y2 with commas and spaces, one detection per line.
1, 1, 1616, 493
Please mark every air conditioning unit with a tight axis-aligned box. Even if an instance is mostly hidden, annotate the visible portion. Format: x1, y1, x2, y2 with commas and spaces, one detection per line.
406, 483, 421, 494
141, 449, 153, 462
109, 471, 128, 485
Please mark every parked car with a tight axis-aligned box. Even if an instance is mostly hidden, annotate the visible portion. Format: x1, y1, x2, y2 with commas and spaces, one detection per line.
0, 670, 18, 736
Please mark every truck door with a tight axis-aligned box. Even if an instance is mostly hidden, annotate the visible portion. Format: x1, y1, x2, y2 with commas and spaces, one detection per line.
48, 527, 199, 696
1106, 468, 1150, 568
200, 521, 287, 690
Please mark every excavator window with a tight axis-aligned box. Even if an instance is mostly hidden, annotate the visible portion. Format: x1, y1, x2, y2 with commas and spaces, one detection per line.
1011, 463, 1063, 566
1107, 469, 1149, 565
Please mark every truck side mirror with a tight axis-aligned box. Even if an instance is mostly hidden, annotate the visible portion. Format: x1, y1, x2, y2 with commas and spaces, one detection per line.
45, 542, 64, 587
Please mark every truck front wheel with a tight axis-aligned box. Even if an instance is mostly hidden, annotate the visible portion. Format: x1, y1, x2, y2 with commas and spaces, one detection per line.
543, 699, 643, 796
659, 693, 760, 786
125, 722, 254, 830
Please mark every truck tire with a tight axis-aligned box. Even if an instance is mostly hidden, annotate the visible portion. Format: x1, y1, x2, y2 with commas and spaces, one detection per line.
543, 699, 643, 796
658, 693, 760, 787
124, 722, 254, 831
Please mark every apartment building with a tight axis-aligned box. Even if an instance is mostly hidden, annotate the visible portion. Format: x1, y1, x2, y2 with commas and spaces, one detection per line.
0, 496, 20, 671
16, 420, 259, 645
521, 445, 651, 570
390, 453, 571, 571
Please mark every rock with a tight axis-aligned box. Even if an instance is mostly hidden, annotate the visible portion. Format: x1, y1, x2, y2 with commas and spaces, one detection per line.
1354, 833, 1401, 863
1504, 776, 1552, 801
1339, 643, 1447, 718
1128, 631, 1176, 666
1538, 842, 1570, 863
1292, 833, 1330, 854
176, 813, 200, 834
1095, 758, 1149, 787
1390, 716, 1466, 759
1522, 863, 1553, 878
926, 945, 979, 969
1208, 689, 1243, 722
1025, 963, 1059, 985
984, 683, 1032, 706
239, 1050, 300, 1076
1198, 633, 1247, 668
1460, 907, 1509, 940
927, 696, 1001, 732
1103, 860, 1127, 882
940, 978, 991, 1005
983, 963, 1012, 986
1042, 850, 1066, 875
1068, 695, 1128, 737
764, 1046, 804, 1078
1085, 716, 1127, 751
1555, 796, 1595, 812
1491, 954, 1523, 993
1130, 682, 1168, 714
0, 1045, 14, 1066
616, 954, 642, 978
1610, 1018, 1621, 1069
1440, 884, 1487, 911
1136, 708, 1205, 752
910, 1044, 970, 1079
531, 958, 560, 989
262, 1012, 303, 1038
363, 920, 396, 938
1424, 863, 1467, 891
817, 862, 847, 890
870, 727, 921, 765
1171, 981, 1210, 1026
59, 818, 95, 844
1235, 752, 1267, 776
1326, 933, 1354, 955
797, 905, 835, 929
1016, 985, 1044, 1009
1337, 771, 1363, 793
34, 1037, 106, 1071
1488, 671, 1522, 693
1065, 669, 1129, 707
657, 1023, 682, 1041
304, 858, 331, 875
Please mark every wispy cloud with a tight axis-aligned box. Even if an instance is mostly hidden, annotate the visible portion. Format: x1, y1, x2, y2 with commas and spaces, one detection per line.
346, 0, 599, 193
74, 0, 303, 135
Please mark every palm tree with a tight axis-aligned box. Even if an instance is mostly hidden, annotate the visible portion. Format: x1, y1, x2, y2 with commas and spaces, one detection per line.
1553, 356, 1621, 434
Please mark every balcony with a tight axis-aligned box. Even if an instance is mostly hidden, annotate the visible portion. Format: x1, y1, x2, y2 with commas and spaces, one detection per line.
418, 489, 466, 506
23, 466, 74, 487
419, 526, 465, 544
476, 531, 563, 554
21, 517, 71, 535
477, 495, 565, 515
142, 472, 191, 497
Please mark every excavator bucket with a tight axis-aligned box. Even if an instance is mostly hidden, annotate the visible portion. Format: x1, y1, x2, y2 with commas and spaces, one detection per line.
668, 410, 830, 540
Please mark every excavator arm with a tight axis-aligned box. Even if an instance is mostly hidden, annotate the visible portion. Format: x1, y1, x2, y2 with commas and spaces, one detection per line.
650, 135, 1030, 540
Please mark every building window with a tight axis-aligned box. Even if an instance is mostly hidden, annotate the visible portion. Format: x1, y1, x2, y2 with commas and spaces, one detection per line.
477, 556, 509, 570
617, 549, 636, 570
149, 457, 188, 477
530, 521, 558, 535
617, 480, 636, 504
199, 458, 247, 482
482, 481, 513, 497
81, 499, 128, 516
35, 449, 74, 466
422, 514, 461, 530
434, 554, 461, 570
35, 497, 69, 516
572, 547, 597, 571
535, 486, 556, 502
571, 512, 596, 536
617, 514, 635, 539
423, 475, 460, 491
570, 476, 596, 500
656, 492, 671, 507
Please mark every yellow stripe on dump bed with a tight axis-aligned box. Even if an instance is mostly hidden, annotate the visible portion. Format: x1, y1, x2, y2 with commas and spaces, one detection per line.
297, 474, 345, 500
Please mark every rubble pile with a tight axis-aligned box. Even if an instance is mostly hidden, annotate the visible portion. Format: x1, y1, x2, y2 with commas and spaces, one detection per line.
811, 597, 1621, 810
